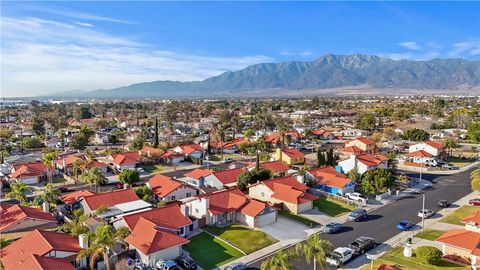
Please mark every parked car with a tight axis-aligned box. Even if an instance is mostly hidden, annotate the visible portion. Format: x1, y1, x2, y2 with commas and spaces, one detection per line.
326, 247, 355, 267
223, 158, 234, 164
438, 200, 451, 208
417, 209, 434, 219
136, 167, 145, 173
396, 220, 414, 231
423, 182, 433, 189
348, 236, 377, 255
469, 198, 480, 206
175, 256, 197, 270
322, 222, 342, 234
345, 192, 368, 203
347, 209, 368, 222
224, 262, 247, 270
442, 163, 454, 170
156, 260, 179, 270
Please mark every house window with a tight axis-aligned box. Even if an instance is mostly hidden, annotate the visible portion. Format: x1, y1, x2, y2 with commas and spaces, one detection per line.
261, 192, 265, 197
49, 250, 56, 257
186, 192, 191, 197
170, 196, 176, 200
195, 208, 199, 213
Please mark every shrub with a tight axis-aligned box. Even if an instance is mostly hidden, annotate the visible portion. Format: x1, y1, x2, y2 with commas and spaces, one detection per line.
415, 246, 443, 265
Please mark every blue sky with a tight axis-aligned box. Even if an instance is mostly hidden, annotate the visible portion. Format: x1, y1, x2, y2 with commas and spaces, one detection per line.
1, 1, 479, 97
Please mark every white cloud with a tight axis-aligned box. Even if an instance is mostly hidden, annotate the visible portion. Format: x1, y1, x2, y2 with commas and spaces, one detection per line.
1, 16, 273, 97
73, 21, 93, 27
448, 40, 480, 57
279, 49, 314, 57
399, 41, 421, 50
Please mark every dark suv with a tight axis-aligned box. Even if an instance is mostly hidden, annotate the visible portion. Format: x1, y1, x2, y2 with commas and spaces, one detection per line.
348, 236, 377, 255
347, 209, 367, 222
175, 256, 197, 270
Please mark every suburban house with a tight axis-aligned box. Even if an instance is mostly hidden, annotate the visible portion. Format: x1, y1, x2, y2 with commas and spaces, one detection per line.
338, 154, 389, 175
342, 137, 377, 155
406, 140, 446, 166
273, 148, 305, 165
182, 168, 213, 187
0, 203, 57, 234
77, 189, 152, 219
306, 166, 355, 196
248, 160, 290, 177
174, 144, 204, 159
312, 129, 335, 140
9, 161, 48, 184
140, 147, 164, 162
248, 175, 317, 214
436, 210, 480, 269
341, 129, 371, 138
203, 167, 246, 189
55, 154, 85, 174
110, 151, 140, 171
146, 174, 197, 202
210, 138, 248, 154
161, 150, 186, 165
184, 188, 277, 228
263, 133, 281, 147
0, 230, 86, 270
60, 190, 96, 205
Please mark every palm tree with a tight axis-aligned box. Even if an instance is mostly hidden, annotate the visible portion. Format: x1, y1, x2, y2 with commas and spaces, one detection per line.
80, 167, 107, 192
5, 182, 32, 205
76, 224, 130, 270
471, 167, 480, 193
72, 159, 83, 182
58, 209, 89, 237
261, 249, 297, 270
38, 183, 61, 204
296, 234, 333, 270
42, 151, 58, 184
444, 138, 459, 157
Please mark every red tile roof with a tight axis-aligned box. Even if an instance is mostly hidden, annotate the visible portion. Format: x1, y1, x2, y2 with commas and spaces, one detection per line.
282, 148, 305, 159
16, 254, 75, 270
0, 204, 57, 232
82, 189, 139, 211
355, 137, 376, 145
356, 154, 388, 167
147, 174, 183, 197
257, 161, 289, 173
259, 176, 317, 205
308, 166, 352, 189
125, 217, 189, 255
211, 168, 246, 185
342, 146, 364, 154
264, 133, 281, 145
184, 168, 213, 180
161, 150, 185, 159
262, 176, 308, 192
198, 188, 248, 214
436, 229, 480, 256
0, 230, 82, 270
405, 150, 434, 158
112, 151, 140, 165
11, 162, 47, 179
55, 154, 84, 167
239, 199, 269, 217
423, 140, 443, 149
179, 144, 204, 155
140, 147, 163, 155
462, 210, 480, 225
60, 190, 96, 204
122, 204, 191, 231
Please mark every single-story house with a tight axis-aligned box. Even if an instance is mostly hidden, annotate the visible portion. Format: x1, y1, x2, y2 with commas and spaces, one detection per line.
10, 162, 48, 185
306, 166, 355, 196
0, 204, 57, 234
146, 174, 197, 202
110, 151, 140, 171
342, 137, 377, 155
248, 161, 290, 177
183, 168, 214, 187
203, 167, 246, 189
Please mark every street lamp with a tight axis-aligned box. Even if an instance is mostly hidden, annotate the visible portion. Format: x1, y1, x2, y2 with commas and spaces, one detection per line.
416, 191, 426, 232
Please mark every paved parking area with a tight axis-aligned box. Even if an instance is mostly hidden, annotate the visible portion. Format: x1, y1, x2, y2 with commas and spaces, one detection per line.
260, 216, 308, 244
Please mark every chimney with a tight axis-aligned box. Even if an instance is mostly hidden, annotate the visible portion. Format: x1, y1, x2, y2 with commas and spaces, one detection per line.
79, 233, 88, 249
42, 202, 50, 213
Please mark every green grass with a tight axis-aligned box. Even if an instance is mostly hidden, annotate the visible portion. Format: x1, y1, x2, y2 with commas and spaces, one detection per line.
415, 229, 447, 241
279, 210, 319, 227
203, 224, 277, 254
446, 156, 476, 168
313, 197, 355, 217
440, 205, 479, 225
52, 176, 67, 183
359, 247, 468, 270
210, 154, 242, 161
142, 164, 167, 174
184, 232, 243, 270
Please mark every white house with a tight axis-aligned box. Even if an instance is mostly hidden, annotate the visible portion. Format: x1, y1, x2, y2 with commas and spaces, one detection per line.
146, 174, 198, 202
338, 154, 389, 175
408, 140, 445, 157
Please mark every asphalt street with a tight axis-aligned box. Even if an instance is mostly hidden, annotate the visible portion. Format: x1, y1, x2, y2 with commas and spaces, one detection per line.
249, 168, 475, 269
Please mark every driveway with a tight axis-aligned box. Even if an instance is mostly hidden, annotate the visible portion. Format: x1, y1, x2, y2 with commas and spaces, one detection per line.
260, 216, 308, 245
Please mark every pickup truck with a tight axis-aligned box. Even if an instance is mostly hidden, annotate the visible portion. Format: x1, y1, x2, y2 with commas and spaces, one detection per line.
326, 247, 355, 267
348, 236, 377, 255
345, 192, 368, 203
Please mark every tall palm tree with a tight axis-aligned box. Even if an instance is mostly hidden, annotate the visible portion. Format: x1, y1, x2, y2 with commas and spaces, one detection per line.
80, 167, 107, 192
72, 159, 83, 182
444, 138, 459, 157
42, 151, 58, 184
38, 183, 61, 204
471, 167, 480, 193
58, 209, 90, 237
296, 234, 334, 270
76, 224, 130, 270
5, 182, 32, 205
261, 249, 297, 270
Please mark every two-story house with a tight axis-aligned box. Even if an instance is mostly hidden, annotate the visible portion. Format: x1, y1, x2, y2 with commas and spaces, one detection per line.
338, 154, 389, 175
146, 174, 198, 202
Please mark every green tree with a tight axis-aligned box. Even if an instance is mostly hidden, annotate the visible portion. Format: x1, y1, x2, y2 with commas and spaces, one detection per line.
37, 183, 61, 204
244, 129, 255, 138
359, 168, 394, 195
468, 122, 480, 143
133, 185, 153, 202
58, 209, 90, 237
237, 169, 272, 191
444, 138, 459, 157
80, 168, 108, 192
415, 246, 443, 265
355, 112, 376, 130
317, 149, 325, 167
261, 249, 297, 270
295, 234, 333, 270
32, 116, 45, 136
42, 149, 58, 184
0, 238, 11, 249
22, 137, 44, 148
5, 182, 32, 205
71, 125, 94, 150
153, 116, 159, 148
129, 133, 146, 151
403, 128, 430, 141
76, 224, 130, 270
119, 169, 140, 186
326, 148, 335, 166
347, 167, 360, 184
471, 168, 480, 193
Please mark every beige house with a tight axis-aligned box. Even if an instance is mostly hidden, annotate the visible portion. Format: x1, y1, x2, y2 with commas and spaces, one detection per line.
343, 137, 377, 155
273, 148, 305, 165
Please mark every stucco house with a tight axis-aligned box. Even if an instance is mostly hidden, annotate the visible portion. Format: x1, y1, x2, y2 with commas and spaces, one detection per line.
0, 203, 57, 234
406, 140, 446, 166
342, 137, 377, 155
203, 167, 245, 189
146, 174, 198, 202
338, 154, 389, 175
248, 160, 290, 177
183, 168, 213, 187
110, 151, 140, 171
9, 161, 48, 185
273, 148, 305, 165
306, 166, 355, 196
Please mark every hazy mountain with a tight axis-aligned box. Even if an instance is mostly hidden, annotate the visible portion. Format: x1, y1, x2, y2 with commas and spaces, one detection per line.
50, 54, 480, 98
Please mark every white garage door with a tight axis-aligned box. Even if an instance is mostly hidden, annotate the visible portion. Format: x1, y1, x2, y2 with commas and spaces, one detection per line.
256, 211, 277, 227
21, 177, 38, 185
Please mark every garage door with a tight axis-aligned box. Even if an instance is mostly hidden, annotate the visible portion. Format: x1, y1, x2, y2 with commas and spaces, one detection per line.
297, 201, 313, 213
256, 211, 277, 227
21, 177, 38, 185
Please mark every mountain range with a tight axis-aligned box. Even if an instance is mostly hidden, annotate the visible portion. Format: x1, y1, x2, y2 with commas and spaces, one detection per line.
50, 54, 480, 98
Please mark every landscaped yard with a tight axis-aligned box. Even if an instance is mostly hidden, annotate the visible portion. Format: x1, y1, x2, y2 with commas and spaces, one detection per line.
210, 153, 243, 161
142, 164, 168, 174
203, 224, 277, 254
415, 229, 447, 241
279, 210, 319, 227
183, 232, 243, 270
313, 197, 355, 217
446, 156, 476, 168
52, 176, 67, 183
359, 247, 468, 270
440, 205, 479, 225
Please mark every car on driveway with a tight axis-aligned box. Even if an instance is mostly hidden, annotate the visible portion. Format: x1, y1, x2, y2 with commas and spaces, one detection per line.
345, 192, 368, 203
469, 198, 480, 206
348, 236, 377, 255
438, 200, 451, 208
175, 256, 197, 270
223, 158, 234, 164
326, 247, 355, 267
396, 220, 414, 231
156, 260, 179, 270
347, 208, 368, 222
417, 209, 434, 219
322, 222, 342, 234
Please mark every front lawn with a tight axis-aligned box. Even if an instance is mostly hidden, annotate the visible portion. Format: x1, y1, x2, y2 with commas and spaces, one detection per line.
203, 224, 277, 254
313, 197, 355, 217
415, 229, 447, 241
142, 164, 167, 174
446, 156, 476, 168
440, 205, 479, 226
279, 210, 319, 227
359, 247, 468, 270
52, 176, 67, 183
183, 232, 243, 270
